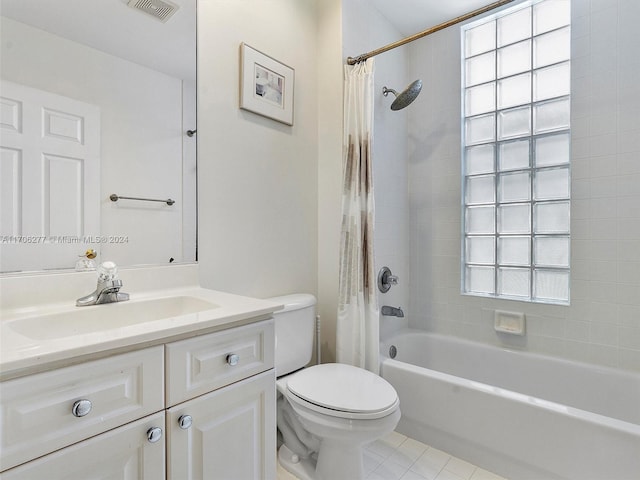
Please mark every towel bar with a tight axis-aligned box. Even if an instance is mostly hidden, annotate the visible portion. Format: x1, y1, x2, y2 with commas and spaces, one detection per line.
110, 194, 175, 206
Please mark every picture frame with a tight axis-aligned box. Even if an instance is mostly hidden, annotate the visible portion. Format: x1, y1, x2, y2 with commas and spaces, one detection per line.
239, 43, 294, 126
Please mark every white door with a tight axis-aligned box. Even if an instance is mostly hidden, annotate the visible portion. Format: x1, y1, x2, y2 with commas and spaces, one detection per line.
0, 412, 166, 480
0, 80, 100, 272
167, 370, 276, 480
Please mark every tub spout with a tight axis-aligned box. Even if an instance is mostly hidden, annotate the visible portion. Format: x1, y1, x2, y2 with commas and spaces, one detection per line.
381, 305, 404, 317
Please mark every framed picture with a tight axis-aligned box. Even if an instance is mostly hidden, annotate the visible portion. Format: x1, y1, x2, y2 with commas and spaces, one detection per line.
239, 43, 294, 126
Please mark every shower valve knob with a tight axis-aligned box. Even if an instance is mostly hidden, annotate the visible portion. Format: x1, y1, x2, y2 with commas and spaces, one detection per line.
378, 266, 399, 293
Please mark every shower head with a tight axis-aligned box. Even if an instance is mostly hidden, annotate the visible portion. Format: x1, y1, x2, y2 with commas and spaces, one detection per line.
382, 79, 422, 111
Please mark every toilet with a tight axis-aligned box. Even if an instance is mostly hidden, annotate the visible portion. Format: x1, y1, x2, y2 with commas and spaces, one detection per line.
270, 294, 400, 480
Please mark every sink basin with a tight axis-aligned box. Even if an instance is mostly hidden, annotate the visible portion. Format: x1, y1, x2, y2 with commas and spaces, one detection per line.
8, 296, 219, 340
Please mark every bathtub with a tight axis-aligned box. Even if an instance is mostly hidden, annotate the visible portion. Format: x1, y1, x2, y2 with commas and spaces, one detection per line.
380, 329, 640, 480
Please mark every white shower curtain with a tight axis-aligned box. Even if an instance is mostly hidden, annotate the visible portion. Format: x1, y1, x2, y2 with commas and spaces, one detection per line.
336, 58, 379, 374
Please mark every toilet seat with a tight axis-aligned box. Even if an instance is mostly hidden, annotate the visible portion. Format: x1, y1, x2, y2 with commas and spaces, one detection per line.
285, 363, 399, 420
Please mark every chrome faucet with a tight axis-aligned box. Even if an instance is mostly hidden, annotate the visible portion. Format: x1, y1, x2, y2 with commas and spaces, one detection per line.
76, 261, 130, 306
381, 305, 404, 317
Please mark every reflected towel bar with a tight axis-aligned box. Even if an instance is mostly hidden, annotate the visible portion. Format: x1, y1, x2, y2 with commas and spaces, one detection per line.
110, 194, 175, 206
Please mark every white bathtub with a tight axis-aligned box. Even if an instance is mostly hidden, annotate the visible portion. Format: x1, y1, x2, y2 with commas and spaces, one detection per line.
380, 329, 640, 480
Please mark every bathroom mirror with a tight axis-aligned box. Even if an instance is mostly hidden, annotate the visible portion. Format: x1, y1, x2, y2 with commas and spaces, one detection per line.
0, 0, 197, 273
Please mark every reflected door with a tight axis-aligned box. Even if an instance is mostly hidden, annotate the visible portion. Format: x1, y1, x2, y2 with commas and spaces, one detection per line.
0, 80, 100, 272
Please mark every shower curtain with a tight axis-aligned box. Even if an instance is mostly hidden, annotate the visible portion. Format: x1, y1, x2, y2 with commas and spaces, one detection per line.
336, 58, 379, 374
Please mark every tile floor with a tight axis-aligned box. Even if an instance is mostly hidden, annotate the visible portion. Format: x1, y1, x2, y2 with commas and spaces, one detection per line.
277, 431, 508, 480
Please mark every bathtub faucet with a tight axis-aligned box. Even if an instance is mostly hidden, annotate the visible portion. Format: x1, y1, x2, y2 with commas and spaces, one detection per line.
381, 305, 404, 317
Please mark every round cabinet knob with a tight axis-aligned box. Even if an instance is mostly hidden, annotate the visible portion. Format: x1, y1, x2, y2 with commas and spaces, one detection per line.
178, 415, 192, 429
147, 427, 163, 443
72, 399, 92, 417
226, 354, 240, 366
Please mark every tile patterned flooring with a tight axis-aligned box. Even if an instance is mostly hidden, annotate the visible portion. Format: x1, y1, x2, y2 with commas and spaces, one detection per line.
277, 431, 508, 480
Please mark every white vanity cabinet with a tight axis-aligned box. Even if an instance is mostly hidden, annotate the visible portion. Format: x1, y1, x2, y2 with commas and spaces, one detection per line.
165, 319, 276, 480
0, 318, 276, 480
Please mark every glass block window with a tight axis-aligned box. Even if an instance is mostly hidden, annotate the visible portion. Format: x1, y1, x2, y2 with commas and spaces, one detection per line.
461, 0, 570, 304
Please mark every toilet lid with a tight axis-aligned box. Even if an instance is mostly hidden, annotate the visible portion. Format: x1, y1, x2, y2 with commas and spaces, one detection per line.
286, 363, 398, 417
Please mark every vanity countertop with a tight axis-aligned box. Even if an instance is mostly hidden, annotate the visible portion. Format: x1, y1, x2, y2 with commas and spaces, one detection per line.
0, 286, 282, 381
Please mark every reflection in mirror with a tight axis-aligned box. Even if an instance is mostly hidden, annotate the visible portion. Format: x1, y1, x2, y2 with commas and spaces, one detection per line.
0, 0, 196, 273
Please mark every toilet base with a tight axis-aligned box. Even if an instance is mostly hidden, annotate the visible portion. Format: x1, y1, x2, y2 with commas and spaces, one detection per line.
278, 444, 316, 480
314, 438, 365, 480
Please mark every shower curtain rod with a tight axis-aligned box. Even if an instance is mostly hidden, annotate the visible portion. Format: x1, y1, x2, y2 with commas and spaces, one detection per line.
347, 0, 516, 65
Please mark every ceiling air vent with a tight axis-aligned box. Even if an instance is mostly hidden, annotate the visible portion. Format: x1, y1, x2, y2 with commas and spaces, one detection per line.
127, 0, 180, 23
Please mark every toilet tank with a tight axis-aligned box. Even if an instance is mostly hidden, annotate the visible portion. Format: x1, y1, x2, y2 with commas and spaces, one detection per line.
268, 293, 316, 376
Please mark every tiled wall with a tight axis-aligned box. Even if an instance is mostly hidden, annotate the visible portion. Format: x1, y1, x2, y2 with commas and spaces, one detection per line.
407, 0, 640, 371
370, 24, 411, 339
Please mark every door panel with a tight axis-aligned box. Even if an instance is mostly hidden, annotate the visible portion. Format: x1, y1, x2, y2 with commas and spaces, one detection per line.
0, 80, 100, 272
167, 370, 276, 480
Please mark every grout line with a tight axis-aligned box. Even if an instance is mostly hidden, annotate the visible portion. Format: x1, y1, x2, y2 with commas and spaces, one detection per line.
277, 431, 508, 480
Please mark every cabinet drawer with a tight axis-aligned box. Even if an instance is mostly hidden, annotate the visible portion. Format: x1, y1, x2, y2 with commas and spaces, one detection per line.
0, 411, 166, 480
0, 346, 164, 472
166, 319, 274, 406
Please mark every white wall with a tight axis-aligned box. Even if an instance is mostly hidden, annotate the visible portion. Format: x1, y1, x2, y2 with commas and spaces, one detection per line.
197, 0, 318, 299
196, 0, 411, 363
407, 0, 640, 371
317, 0, 344, 363
1, 17, 186, 268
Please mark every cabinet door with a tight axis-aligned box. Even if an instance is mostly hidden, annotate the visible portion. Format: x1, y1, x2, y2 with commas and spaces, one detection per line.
0, 412, 165, 480
167, 370, 276, 480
